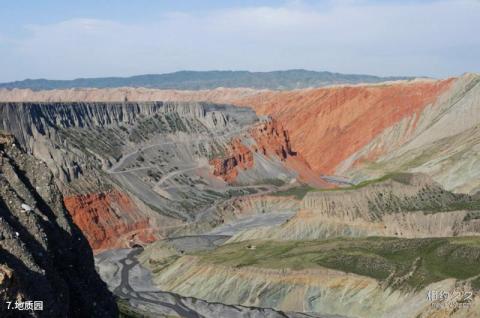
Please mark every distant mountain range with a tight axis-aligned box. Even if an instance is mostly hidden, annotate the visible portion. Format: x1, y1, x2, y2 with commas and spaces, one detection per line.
0, 70, 414, 90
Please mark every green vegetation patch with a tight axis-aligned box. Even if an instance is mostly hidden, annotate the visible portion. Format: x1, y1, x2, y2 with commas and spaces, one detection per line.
59, 127, 125, 160
309, 173, 480, 215
471, 277, 480, 291
254, 178, 286, 187
195, 237, 480, 290
150, 255, 181, 274
271, 184, 316, 200
117, 298, 153, 318
315, 173, 413, 192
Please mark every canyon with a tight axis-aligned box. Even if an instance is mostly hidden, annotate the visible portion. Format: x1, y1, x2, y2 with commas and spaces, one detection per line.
1, 72, 479, 317
3, 74, 479, 192
0, 100, 312, 251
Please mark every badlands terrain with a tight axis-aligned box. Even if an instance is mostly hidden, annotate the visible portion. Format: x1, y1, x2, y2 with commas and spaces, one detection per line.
0, 71, 480, 317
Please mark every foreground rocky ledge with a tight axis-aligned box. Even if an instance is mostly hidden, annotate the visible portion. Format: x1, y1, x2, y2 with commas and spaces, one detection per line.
0, 133, 117, 317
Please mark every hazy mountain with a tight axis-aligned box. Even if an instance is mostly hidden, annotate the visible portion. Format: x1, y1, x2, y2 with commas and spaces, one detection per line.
0, 70, 413, 90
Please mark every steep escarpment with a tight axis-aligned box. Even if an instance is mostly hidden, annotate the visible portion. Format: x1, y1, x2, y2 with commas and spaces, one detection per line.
0, 101, 242, 182
233, 78, 454, 174
0, 102, 245, 250
6, 76, 480, 193
0, 87, 262, 103
2, 75, 479, 252
0, 101, 290, 251
0, 133, 116, 317
211, 119, 325, 186
4, 76, 480, 192
249, 119, 296, 160
211, 138, 254, 183
63, 190, 158, 251
337, 73, 480, 194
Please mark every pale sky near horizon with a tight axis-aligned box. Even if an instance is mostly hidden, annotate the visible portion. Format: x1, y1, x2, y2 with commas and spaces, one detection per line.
0, 0, 479, 82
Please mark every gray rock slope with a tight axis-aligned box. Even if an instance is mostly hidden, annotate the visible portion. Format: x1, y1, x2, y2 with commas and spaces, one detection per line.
0, 101, 280, 238
0, 133, 117, 317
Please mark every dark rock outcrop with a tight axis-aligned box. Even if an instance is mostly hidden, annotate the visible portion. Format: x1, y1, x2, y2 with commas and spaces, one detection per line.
0, 133, 117, 317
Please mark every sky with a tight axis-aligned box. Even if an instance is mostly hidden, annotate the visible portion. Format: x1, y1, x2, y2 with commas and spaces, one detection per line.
0, 0, 479, 82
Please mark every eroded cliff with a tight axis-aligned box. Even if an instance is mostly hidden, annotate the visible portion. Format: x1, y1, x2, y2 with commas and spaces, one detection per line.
63, 190, 158, 251
6, 75, 479, 194
228, 173, 480, 242
0, 133, 116, 317
0, 101, 299, 251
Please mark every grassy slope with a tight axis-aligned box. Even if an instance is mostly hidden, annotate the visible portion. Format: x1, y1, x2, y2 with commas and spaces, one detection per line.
348, 125, 480, 194
271, 174, 406, 199
117, 298, 156, 318
195, 237, 480, 290
271, 184, 315, 199
272, 173, 480, 213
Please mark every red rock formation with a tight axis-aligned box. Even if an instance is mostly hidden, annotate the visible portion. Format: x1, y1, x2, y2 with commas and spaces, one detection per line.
211, 138, 254, 183
234, 79, 455, 174
211, 119, 328, 187
64, 190, 157, 252
250, 119, 295, 160
3, 79, 457, 180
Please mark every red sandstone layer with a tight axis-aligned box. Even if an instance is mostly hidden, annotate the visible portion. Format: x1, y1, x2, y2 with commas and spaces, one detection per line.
211, 119, 327, 187
2, 79, 457, 185
233, 79, 455, 174
211, 138, 254, 183
64, 190, 157, 251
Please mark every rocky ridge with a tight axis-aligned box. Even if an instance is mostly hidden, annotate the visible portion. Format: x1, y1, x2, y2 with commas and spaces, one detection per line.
232, 78, 455, 174
337, 73, 480, 194
0, 69, 413, 90
228, 174, 480, 242
0, 132, 116, 317
63, 190, 158, 250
